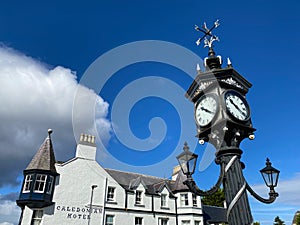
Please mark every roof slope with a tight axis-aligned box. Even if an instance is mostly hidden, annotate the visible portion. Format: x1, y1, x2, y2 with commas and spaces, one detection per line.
105, 168, 168, 194
170, 170, 190, 192
202, 205, 227, 223
26, 131, 57, 173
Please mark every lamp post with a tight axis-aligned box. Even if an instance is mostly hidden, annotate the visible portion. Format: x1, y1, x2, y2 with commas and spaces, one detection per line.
181, 20, 280, 225
88, 185, 98, 225
176, 144, 280, 224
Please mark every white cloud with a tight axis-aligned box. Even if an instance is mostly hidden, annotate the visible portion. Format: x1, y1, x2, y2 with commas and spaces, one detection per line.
0, 196, 20, 225
251, 173, 300, 206
250, 173, 300, 224
0, 45, 111, 187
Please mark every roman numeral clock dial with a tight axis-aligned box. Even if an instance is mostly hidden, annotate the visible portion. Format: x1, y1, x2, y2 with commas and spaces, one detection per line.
195, 94, 218, 127
225, 90, 250, 121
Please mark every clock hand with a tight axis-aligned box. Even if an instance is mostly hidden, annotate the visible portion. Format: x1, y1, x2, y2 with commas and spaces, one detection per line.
200, 107, 214, 114
229, 99, 247, 117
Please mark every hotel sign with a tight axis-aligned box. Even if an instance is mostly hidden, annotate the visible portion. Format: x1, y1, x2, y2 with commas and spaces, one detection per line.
56, 204, 103, 220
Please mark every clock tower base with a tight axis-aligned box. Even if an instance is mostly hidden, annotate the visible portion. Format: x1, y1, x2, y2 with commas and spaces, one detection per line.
217, 148, 253, 225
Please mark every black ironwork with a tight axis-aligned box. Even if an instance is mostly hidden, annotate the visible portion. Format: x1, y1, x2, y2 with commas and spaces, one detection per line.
176, 142, 198, 176
260, 158, 280, 189
88, 185, 98, 225
178, 146, 280, 224
195, 20, 220, 48
182, 28, 280, 223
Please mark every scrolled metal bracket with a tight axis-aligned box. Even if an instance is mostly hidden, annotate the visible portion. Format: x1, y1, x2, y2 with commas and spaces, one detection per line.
245, 182, 278, 204
183, 162, 225, 196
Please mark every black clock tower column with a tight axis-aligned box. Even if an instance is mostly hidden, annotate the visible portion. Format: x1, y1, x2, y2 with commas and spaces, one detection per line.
186, 46, 256, 224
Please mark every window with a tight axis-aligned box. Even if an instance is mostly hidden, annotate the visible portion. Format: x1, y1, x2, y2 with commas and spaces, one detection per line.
105, 215, 114, 225
181, 220, 190, 225
180, 193, 189, 206
135, 191, 142, 204
160, 218, 168, 225
30, 209, 43, 225
23, 174, 33, 193
194, 221, 200, 225
34, 174, 47, 193
46, 176, 54, 194
192, 194, 197, 207
135, 217, 143, 225
107, 187, 115, 201
161, 194, 167, 207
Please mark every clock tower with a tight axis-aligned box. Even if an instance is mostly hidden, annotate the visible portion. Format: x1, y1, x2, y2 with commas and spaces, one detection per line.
186, 21, 256, 225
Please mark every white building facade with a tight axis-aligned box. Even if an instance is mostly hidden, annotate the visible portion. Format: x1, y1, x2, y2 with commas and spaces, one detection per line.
17, 132, 226, 225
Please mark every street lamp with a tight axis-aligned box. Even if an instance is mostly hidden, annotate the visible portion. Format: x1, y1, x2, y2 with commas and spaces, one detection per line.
182, 20, 281, 225
176, 143, 280, 221
260, 158, 280, 189
176, 142, 198, 177
88, 185, 98, 225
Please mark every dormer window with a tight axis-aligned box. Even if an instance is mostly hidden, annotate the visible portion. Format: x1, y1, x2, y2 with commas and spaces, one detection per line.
135, 191, 142, 205
161, 194, 167, 207
22, 174, 33, 193
107, 187, 115, 202
33, 174, 47, 193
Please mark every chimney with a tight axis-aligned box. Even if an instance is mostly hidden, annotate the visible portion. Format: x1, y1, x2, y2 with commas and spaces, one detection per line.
172, 165, 181, 181
75, 134, 96, 160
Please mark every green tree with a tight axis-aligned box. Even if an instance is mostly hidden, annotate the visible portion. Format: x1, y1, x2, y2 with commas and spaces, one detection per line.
201, 188, 225, 207
274, 216, 285, 225
253, 222, 260, 225
296, 213, 300, 225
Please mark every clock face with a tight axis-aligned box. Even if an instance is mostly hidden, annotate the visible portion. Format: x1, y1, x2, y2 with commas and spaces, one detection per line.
225, 91, 250, 121
195, 94, 218, 127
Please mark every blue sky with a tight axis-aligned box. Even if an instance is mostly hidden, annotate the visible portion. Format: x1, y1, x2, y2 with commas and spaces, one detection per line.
0, 0, 300, 224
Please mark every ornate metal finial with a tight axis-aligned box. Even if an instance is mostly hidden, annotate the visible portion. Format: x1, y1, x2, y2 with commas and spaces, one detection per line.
48, 129, 53, 139
195, 19, 220, 49
183, 142, 190, 151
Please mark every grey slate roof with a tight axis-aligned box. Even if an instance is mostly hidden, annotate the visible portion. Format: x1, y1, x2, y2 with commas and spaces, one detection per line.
105, 168, 170, 194
26, 134, 57, 173
105, 168, 193, 195
105, 168, 227, 223
170, 170, 190, 192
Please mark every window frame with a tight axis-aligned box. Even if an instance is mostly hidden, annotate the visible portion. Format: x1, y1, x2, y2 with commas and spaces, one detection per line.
160, 218, 169, 225
192, 194, 197, 207
181, 220, 190, 225
23, 174, 33, 193
194, 221, 200, 225
105, 215, 114, 225
161, 194, 167, 207
135, 190, 143, 205
46, 176, 54, 194
180, 193, 189, 206
135, 217, 143, 225
107, 187, 115, 202
30, 209, 43, 225
33, 174, 47, 193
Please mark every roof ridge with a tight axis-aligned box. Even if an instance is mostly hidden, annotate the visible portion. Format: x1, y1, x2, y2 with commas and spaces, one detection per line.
105, 168, 169, 181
